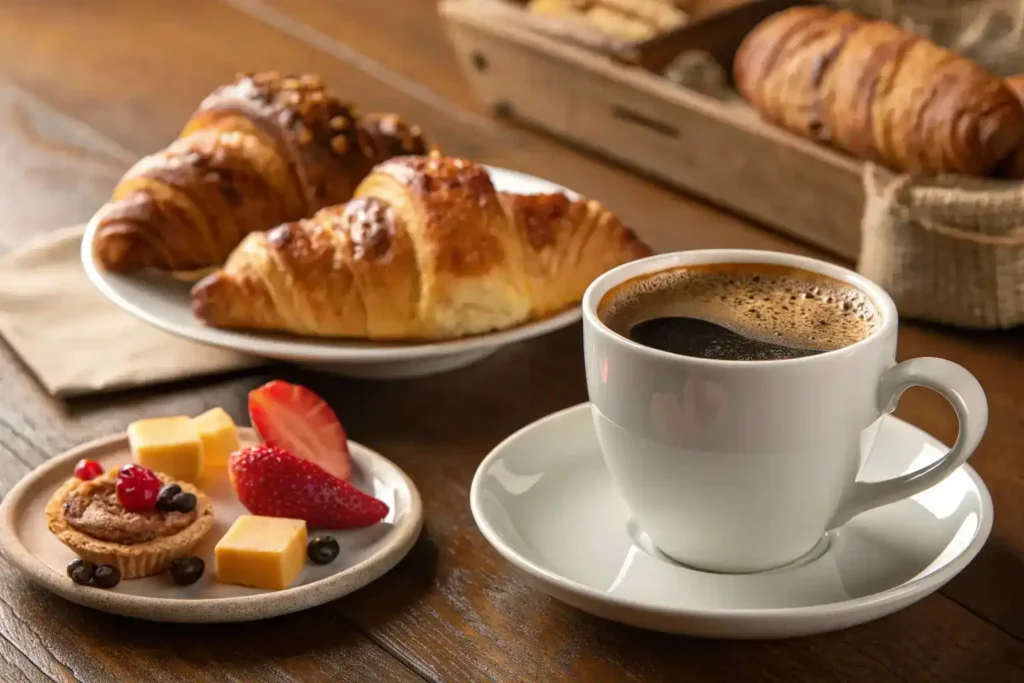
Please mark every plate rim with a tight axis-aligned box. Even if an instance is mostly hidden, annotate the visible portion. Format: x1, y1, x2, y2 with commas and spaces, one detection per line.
80, 165, 583, 365
470, 402, 994, 625
0, 428, 423, 623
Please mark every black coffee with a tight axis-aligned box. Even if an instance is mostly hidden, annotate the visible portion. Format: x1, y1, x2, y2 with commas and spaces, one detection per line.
598, 262, 882, 361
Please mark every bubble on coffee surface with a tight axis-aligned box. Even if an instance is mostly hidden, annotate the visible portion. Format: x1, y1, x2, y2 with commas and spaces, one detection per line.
598, 263, 881, 358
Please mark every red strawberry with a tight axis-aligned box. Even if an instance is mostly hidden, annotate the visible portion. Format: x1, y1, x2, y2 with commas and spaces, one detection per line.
248, 380, 351, 481
229, 445, 388, 529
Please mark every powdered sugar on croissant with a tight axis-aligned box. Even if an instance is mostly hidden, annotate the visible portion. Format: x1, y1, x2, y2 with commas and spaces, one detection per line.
191, 153, 652, 340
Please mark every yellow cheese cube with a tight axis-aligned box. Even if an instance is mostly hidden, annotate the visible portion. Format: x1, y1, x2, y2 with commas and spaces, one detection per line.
192, 407, 240, 473
215, 516, 308, 591
127, 416, 203, 484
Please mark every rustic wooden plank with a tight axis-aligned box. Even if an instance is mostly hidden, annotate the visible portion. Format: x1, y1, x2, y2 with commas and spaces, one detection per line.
0, 555, 423, 683
0, 82, 131, 251
0, 630, 52, 683
0, 1, 1020, 682
226, 0, 486, 114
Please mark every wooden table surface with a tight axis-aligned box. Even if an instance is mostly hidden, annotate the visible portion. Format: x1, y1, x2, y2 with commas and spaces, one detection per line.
0, 1, 1022, 681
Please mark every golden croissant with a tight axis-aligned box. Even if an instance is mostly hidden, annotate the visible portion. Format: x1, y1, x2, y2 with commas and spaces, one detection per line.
733, 7, 1024, 176
90, 71, 429, 273
190, 154, 653, 340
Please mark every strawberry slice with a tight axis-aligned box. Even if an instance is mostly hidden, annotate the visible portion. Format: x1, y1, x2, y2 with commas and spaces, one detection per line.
248, 380, 351, 481
229, 445, 389, 529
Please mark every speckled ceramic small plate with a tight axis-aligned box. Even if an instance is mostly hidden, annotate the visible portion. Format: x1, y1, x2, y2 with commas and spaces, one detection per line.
0, 428, 422, 623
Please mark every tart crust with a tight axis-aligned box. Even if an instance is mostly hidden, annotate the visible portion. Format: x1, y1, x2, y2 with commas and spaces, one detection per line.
45, 470, 214, 579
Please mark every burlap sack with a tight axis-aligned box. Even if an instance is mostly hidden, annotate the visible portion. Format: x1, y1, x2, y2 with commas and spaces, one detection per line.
858, 164, 1024, 329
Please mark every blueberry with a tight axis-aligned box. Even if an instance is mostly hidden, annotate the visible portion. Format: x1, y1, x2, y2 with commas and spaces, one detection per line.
170, 492, 197, 513
67, 559, 95, 585
169, 557, 205, 586
155, 484, 182, 512
92, 564, 121, 589
307, 536, 340, 565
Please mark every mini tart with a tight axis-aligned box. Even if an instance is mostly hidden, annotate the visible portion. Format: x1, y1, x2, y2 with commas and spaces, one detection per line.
45, 469, 214, 579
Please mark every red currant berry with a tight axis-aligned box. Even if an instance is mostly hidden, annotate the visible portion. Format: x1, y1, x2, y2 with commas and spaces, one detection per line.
73, 459, 103, 481
115, 465, 160, 511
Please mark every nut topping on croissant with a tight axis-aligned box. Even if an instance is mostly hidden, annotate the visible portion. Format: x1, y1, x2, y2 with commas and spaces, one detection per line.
191, 154, 652, 340
91, 71, 429, 274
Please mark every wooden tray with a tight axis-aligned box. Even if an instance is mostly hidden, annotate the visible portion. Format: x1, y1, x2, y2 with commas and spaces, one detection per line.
440, 0, 867, 260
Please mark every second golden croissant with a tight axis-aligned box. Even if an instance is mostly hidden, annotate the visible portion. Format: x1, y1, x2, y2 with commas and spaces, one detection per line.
733, 7, 1024, 176
90, 71, 429, 274
190, 154, 652, 340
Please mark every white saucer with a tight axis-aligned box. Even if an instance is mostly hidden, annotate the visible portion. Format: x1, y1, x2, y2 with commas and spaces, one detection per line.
0, 428, 422, 623
471, 403, 993, 639
81, 166, 582, 380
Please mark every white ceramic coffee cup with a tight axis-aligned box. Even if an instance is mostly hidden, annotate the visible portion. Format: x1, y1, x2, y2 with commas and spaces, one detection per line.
582, 249, 988, 574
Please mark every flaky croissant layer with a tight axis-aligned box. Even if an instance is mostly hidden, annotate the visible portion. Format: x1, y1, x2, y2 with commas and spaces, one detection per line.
733, 7, 1024, 176
91, 71, 429, 274
191, 153, 652, 340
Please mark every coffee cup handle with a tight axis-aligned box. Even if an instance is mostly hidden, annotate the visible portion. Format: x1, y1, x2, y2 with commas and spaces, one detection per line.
827, 357, 988, 530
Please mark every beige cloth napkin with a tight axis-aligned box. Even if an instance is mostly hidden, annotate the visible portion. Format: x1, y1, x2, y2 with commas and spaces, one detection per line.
0, 226, 262, 398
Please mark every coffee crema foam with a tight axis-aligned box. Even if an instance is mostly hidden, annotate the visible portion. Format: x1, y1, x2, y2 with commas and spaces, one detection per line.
598, 263, 882, 354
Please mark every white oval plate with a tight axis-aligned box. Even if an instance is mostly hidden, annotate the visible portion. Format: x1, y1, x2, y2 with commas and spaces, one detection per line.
0, 428, 422, 623
471, 403, 993, 639
81, 166, 583, 379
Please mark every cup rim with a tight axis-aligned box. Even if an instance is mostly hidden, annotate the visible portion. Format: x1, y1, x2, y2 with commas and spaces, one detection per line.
582, 249, 898, 368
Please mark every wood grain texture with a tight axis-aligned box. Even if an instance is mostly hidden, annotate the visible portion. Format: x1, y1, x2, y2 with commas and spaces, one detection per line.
230, 0, 487, 114
0, 83, 131, 253
0, 626, 52, 683
0, 0, 1021, 682
0, 554, 424, 683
